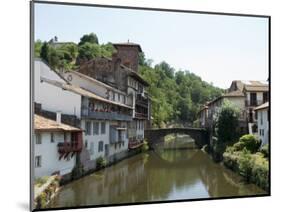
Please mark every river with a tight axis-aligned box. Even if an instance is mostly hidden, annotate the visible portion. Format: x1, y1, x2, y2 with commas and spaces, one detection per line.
48, 135, 267, 208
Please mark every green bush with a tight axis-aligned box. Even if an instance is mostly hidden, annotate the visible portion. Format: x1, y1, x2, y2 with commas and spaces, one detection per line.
250, 153, 269, 191
238, 149, 252, 180
238, 134, 261, 153
36, 192, 47, 209
260, 144, 269, 158
96, 156, 107, 169
223, 149, 269, 191
35, 176, 49, 187
141, 140, 149, 152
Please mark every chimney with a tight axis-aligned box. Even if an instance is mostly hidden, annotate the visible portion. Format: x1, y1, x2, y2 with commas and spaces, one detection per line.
56, 111, 61, 123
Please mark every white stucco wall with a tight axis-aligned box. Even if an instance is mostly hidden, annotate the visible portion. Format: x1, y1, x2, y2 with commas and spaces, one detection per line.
81, 119, 110, 160
34, 131, 76, 178
81, 119, 129, 161
257, 108, 269, 146
64, 72, 126, 105
34, 59, 81, 118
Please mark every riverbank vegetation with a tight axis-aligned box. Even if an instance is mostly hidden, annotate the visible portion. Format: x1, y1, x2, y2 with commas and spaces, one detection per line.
211, 101, 240, 161
223, 135, 269, 191
35, 32, 223, 128
34, 175, 60, 209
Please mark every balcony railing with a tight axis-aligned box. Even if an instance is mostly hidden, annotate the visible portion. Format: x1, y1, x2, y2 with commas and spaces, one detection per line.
57, 141, 82, 154
128, 140, 144, 149
82, 109, 132, 121
135, 112, 148, 119
136, 94, 149, 108
245, 99, 264, 107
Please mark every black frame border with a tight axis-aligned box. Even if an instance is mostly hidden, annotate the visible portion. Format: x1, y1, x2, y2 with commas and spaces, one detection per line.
30, 1, 271, 211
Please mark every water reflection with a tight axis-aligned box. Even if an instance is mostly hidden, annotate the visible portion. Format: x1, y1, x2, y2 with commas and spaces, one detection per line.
48, 136, 267, 208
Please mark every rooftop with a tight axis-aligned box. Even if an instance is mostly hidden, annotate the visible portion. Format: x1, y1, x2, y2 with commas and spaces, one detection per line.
113, 42, 142, 52
34, 114, 82, 132
41, 77, 133, 109
254, 102, 269, 111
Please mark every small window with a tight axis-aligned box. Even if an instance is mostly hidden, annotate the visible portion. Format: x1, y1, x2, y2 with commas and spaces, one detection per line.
98, 141, 104, 152
118, 94, 120, 102
85, 121, 91, 135
50, 133, 54, 143
35, 156, 41, 167
64, 132, 67, 141
90, 142, 94, 155
85, 140, 88, 148
36, 134, 41, 144
93, 122, 99, 135
101, 122, 106, 134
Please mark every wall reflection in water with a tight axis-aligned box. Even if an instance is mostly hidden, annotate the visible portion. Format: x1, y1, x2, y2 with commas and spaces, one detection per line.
48, 135, 267, 208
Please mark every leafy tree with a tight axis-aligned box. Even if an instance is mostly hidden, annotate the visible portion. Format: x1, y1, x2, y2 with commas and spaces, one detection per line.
77, 42, 102, 61
216, 100, 240, 144
40, 42, 49, 62
34, 40, 42, 57
78, 33, 99, 46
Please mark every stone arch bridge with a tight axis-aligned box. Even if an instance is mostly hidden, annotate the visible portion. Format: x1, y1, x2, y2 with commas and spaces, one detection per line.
144, 128, 209, 149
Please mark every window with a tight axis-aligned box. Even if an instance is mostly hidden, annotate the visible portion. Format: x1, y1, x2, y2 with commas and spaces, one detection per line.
263, 92, 268, 103
118, 94, 120, 102
112, 92, 115, 101
50, 133, 54, 143
90, 142, 94, 155
85, 121, 91, 135
35, 156, 41, 167
36, 134, 41, 144
101, 122, 106, 134
115, 143, 117, 150
93, 122, 99, 135
260, 112, 263, 125
98, 141, 104, 152
64, 132, 67, 141
85, 140, 88, 148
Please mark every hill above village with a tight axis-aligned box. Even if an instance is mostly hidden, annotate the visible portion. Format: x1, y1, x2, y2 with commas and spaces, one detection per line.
35, 33, 223, 127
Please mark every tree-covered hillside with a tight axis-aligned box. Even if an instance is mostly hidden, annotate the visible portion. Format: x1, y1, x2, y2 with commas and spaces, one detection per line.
35, 33, 224, 127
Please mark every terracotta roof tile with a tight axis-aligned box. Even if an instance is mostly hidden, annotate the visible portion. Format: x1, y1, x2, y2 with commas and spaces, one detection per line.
34, 114, 82, 131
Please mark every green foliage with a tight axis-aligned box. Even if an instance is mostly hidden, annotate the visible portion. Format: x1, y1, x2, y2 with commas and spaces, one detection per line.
223, 142, 269, 191
78, 32, 99, 45
40, 42, 49, 62
233, 134, 261, 153
141, 140, 149, 152
139, 63, 223, 127
260, 144, 269, 158
35, 40, 43, 57
216, 100, 240, 144
36, 192, 47, 208
96, 156, 107, 169
35, 176, 49, 187
238, 149, 252, 179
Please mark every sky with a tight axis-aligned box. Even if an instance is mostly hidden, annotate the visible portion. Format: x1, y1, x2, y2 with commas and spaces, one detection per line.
34, 3, 269, 89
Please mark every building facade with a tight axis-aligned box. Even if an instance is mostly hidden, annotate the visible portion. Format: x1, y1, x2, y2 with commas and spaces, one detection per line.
34, 114, 83, 178
254, 102, 269, 146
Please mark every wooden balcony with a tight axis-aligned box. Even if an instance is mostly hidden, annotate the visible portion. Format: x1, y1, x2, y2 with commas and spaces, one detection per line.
128, 139, 144, 149
135, 112, 148, 119
82, 108, 132, 121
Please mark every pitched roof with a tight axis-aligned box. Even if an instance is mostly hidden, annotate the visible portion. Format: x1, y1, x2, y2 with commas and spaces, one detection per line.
244, 85, 269, 92
254, 102, 269, 111
66, 70, 127, 95
223, 90, 245, 97
207, 90, 245, 106
41, 77, 133, 109
113, 42, 142, 52
34, 114, 82, 132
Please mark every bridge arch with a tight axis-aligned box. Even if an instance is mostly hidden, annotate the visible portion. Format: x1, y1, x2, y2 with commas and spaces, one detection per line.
144, 128, 209, 149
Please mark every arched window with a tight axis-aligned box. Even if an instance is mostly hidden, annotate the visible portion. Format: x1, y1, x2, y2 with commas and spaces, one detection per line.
98, 141, 104, 152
